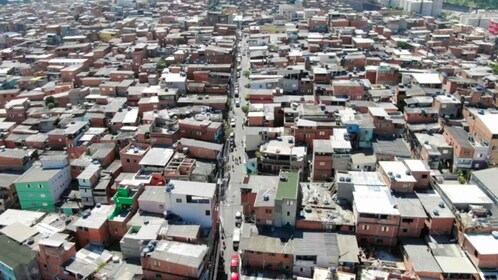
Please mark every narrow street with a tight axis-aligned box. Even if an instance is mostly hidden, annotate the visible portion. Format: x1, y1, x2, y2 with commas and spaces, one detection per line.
219, 33, 251, 277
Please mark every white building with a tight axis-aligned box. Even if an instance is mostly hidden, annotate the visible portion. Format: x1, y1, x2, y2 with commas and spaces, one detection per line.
139, 181, 216, 228
381, 0, 442, 17
161, 70, 187, 94
460, 11, 498, 29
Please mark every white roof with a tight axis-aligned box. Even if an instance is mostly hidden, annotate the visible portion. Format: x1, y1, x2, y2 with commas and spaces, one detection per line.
353, 186, 400, 215
439, 184, 493, 207
123, 108, 139, 124
464, 234, 498, 255
73, 205, 115, 229
411, 73, 441, 85
139, 147, 174, 167
168, 180, 216, 198
0, 209, 45, 227
434, 254, 477, 274
0, 222, 39, 243
476, 113, 498, 135
379, 161, 417, 183
404, 159, 429, 172
368, 107, 389, 118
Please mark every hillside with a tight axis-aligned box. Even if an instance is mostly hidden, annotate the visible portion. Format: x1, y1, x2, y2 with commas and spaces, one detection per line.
444, 0, 498, 10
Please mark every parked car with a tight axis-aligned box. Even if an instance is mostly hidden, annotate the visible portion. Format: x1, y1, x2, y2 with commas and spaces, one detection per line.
231, 272, 240, 280
233, 228, 241, 250
235, 211, 242, 227
235, 99, 240, 107
230, 254, 240, 272
230, 118, 236, 127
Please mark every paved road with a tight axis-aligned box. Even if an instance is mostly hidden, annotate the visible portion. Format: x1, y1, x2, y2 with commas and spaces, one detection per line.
220, 32, 251, 276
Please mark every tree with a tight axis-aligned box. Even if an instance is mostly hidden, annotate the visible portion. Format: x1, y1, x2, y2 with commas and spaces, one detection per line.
493, 64, 498, 74
244, 95, 250, 101
243, 70, 251, 78
74, 14, 80, 21
241, 104, 249, 114
156, 58, 167, 71
45, 96, 59, 109
397, 41, 410, 50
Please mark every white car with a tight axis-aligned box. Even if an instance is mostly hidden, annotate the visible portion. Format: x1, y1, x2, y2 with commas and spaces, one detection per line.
231, 118, 236, 127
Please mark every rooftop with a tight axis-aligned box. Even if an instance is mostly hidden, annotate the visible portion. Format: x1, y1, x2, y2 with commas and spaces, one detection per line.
438, 184, 494, 209
139, 147, 174, 167
168, 180, 216, 198
73, 204, 115, 229
149, 240, 208, 268
276, 171, 299, 200
0, 209, 45, 227
464, 233, 498, 255
0, 235, 35, 269
353, 186, 399, 216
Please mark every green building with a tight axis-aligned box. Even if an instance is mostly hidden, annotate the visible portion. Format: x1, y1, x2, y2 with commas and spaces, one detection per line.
0, 235, 39, 280
275, 170, 300, 227
15, 156, 71, 212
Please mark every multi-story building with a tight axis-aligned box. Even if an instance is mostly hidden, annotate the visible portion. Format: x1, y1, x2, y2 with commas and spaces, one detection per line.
73, 204, 115, 247
77, 163, 101, 207
163, 180, 216, 228
141, 240, 209, 280
463, 108, 498, 165
0, 235, 40, 280
0, 173, 19, 212
36, 233, 77, 280
178, 119, 223, 143
311, 128, 351, 182
257, 136, 307, 175
120, 143, 150, 173
353, 186, 400, 246
378, 161, 417, 192
108, 184, 144, 241
15, 155, 71, 212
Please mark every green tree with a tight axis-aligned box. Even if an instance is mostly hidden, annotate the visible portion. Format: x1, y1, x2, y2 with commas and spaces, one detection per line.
45, 96, 59, 109
156, 58, 167, 71
493, 64, 498, 74
244, 95, 250, 101
241, 104, 249, 114
243, 70, 251, 78
74, 14, 80, 21
397, 41, 410, 49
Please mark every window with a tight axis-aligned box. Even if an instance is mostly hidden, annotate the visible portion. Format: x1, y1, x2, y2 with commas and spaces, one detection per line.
159, 204, 164, 209
126, 159, 130, 163
38, 184, 43, 189
381, 226, 389, 232
362, 225, 369, 230
287, 211, 290, 216
269, 253, 276, 256
319, 131, 325, 136
286, 201, 294, 206
474, 250, 479, 258
205, 210, 211, 216
376, 239, 383, 244
402, 218, 414, 223
402, 228, 409, 233
284, 254, 289, 258
319, 162, 325, 166
153, 261, 160, 267
265, 209, 272, 214
40, 194, 46, 198
27, 184, 31, 188
176, 198, 182, 203
421, 174, 428, 179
